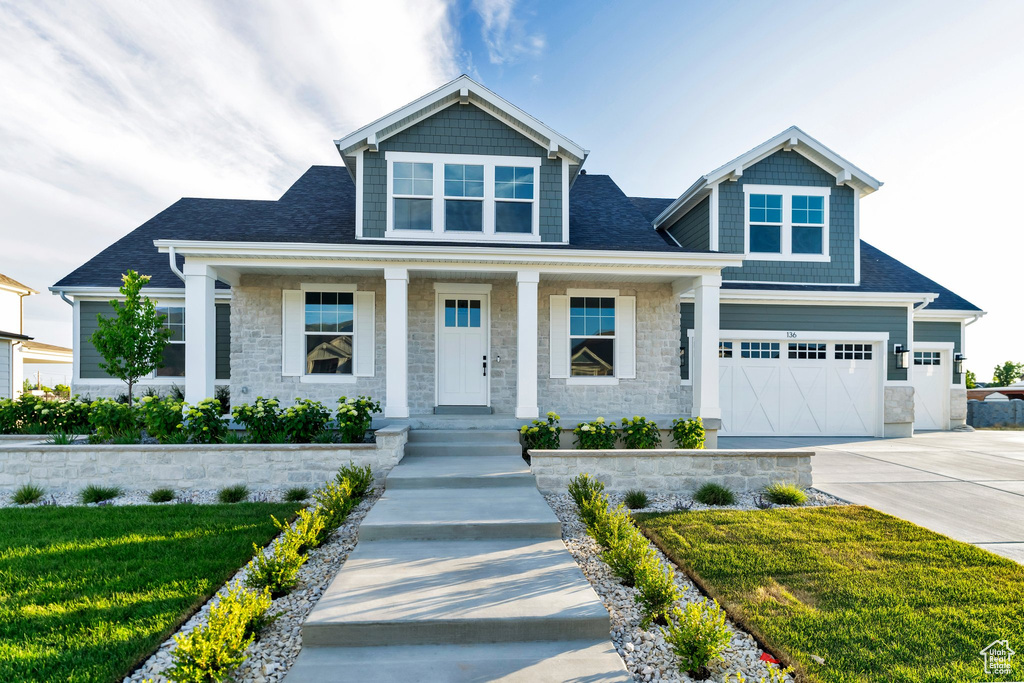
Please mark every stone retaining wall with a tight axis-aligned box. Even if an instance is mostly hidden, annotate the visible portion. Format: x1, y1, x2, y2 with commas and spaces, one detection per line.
968, 398, 1024, 428
529, 448, 813, 494
0, 426, 408, 492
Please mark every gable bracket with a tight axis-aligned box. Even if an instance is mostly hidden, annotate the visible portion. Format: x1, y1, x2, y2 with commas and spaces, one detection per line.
366, 132, 378, 153
783, 136, 798, 152
835, 168, 852, 186
459, 87, 469, 105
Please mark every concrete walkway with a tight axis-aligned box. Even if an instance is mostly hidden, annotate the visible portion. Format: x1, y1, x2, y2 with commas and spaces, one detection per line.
285, 430, 628, 682
720, 431, 1024, 563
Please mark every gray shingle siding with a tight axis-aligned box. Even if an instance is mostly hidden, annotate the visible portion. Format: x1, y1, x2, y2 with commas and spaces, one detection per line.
914, 320, 962, 384
79, 301, 231, 381
666, 196, 710, 250
680, 302, 908, 381
362, 104, 563, 242
719, 151, 855, 284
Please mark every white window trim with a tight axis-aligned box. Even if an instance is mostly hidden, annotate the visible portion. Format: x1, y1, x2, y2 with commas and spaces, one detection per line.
384, 151, 542, 243
566, 288, 619, 385
154, 304, 186, 379
302, 289, 356, 382
743, 184, 831, 262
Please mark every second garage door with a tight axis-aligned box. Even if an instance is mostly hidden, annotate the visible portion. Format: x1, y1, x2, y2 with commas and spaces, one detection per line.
719, 339, 882, 437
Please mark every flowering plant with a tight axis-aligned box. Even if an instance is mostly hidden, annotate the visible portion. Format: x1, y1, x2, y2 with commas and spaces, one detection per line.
184, 398, 227, 444
282, 398, 332, 443
670, 417, 705, 449
573, 417, 618, 449
231, 397, 284, 443
137, 395, 184, 443
336, 396, 381, 443
620, 416, 661, 450
87, 398, 138, 441
519, 411, 561, 451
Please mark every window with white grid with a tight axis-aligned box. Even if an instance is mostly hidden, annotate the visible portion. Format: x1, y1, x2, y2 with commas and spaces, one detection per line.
719, 341, 733, 359
740, 342, 780, 359
835, 343, 873, 361
788, 342, 826, 360
914, 351, 941, 366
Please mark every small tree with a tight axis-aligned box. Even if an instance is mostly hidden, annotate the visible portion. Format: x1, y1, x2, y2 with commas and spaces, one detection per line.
991, 361, 1024, 388
965, 369, 977, 389
90, 271, 172, 406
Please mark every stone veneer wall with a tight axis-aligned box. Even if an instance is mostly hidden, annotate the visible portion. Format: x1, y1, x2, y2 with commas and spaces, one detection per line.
0, 426, 408, 491
884, 385, 914, 436
950, 387, 967, 428
530, 449, 813, 494
537, 281, 684, 416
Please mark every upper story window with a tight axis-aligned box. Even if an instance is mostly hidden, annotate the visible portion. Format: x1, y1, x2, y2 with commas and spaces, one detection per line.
385, 152, 541, 241
156, 306, 185, 377
744, 185, 830, 262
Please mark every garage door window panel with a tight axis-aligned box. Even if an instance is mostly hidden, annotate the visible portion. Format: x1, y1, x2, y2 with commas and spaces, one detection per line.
788, 342, 826, 360
740, 342, 780, 359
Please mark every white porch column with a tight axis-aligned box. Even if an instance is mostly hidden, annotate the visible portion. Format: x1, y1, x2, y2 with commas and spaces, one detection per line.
691, 274, 722, 421
516, 270, 540, 419
183, 261, 217, 405
384, 267, 409, 418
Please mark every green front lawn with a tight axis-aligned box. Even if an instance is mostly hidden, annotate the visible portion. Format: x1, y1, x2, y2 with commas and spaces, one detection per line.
637, 506, 1024, 682
0, 503, 299, 683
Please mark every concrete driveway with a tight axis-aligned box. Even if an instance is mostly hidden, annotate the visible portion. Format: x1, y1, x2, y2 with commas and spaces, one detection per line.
718, 431, 1024, 563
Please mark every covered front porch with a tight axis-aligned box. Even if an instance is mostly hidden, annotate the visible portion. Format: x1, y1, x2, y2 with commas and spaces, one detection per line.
157, 240, 742, 428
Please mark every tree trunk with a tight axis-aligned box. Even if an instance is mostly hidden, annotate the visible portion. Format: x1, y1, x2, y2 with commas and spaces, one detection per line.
127, 380, 134, 407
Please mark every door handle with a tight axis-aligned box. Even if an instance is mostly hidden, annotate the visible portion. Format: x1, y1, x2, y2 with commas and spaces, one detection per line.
483, 355, 487, 376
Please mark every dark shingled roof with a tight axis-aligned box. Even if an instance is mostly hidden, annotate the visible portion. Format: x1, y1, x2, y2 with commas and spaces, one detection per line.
52, 167, 981, 313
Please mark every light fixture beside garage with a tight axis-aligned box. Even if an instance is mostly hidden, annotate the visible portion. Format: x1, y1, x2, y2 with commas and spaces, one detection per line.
954, 353, 965, 375
893, 343, 910, 369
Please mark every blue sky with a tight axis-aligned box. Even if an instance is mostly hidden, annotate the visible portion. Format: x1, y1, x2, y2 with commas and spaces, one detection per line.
2, 0, 1022, 383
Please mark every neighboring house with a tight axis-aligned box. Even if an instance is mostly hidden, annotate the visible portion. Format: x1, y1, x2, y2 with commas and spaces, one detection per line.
969, 383, 1024, 401
0, 274, 73, 398
51, 75, 983, 437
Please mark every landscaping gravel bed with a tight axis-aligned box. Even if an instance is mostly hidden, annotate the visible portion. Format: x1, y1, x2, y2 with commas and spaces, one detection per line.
123, 490, 381, 683
545, 490, 845, 682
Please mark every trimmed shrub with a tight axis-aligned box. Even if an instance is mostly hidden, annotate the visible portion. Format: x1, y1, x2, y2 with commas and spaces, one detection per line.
336, 396, 381, 443
88, 399, 138, 441
163, 583, 271, 683
337, 462, 373, 498
282, 398, 332, 443
573, 417, 618, 449
620, 416, 661, 449
275, 507, 326, 554
577, 489, 612, 531
568, 473, 605, 509
149, 488, 176, 503
312, 479, 356, 534
586, 501, 629, 549
634, 554, 681, 627
137, 395, 185, 442
602, 524, 655, 587
80, 485, 122, 504
520, 412, 561, 450
285, 487, 310, 503
184, 398, 228, 444
231, 397, 284, 444
624, 488, 650, 510
694, 482, 735, 506
244, 532, 307, 598
13, 483, 45, 505
661, 600, 732, 676
218, 485, 249, 504
763, 482, 808, 506
671, 417, 706, 449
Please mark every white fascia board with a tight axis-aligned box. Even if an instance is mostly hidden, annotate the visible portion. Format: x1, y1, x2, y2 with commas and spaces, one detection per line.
153, 239, 746, 274
914, 308, 987, 321
334, 75, 587, 163
703, 126, 882, 196
48, 285, 233, 301
652, 177, 709, 230
681, 289, 937, 307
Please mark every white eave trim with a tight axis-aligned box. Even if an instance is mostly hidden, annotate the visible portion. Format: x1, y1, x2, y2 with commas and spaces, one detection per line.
48, 286, 234, 300
153, 239, 745, 271
333, 74, 588, 163
914, 308, 987, 321
652, 177, 710, 231
682, 288, 937, 307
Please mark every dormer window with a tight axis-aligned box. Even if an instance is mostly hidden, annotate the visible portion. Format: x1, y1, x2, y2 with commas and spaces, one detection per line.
384, 152, 541, 241
743, 185, 830, 261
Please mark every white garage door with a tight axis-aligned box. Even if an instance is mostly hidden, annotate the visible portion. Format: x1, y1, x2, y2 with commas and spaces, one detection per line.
912, 350, 948, 431
719, 339, 881, 436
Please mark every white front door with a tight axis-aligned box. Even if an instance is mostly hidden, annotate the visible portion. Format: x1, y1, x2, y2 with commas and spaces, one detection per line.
719, 339, 881, 436
437, 295, 489, 406
912, 349, 949, 431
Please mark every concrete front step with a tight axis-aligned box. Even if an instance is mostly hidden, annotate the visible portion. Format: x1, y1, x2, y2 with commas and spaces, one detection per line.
404, 441, 524, 458
301, 539, 611, 647
407, 429, 521, 444
360, 486, 561, 541
386, 455, 534, 489
285, 640, 630, 682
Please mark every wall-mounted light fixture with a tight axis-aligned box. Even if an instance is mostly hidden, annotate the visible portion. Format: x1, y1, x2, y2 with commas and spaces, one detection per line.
679, 346, 686, 365
893, 343, 910, 369
954, 352, 965, 376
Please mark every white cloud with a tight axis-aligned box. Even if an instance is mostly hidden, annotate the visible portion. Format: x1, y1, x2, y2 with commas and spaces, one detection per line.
471, 0, 545, 65
0, 0, 461, 347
